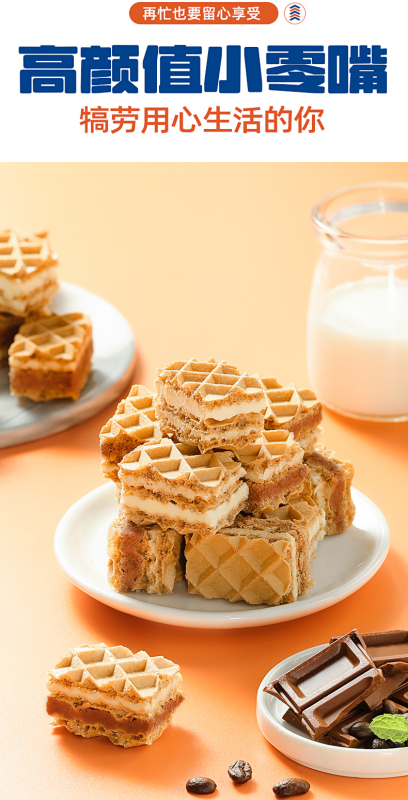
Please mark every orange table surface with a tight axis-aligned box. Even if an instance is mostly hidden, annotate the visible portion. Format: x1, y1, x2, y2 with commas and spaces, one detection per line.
1, 163, 408, 800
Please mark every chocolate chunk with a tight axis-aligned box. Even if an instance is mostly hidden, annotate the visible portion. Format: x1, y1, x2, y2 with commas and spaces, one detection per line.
186, 777, 217, 795
273, 778, 310, 796
228, 760, 252, 784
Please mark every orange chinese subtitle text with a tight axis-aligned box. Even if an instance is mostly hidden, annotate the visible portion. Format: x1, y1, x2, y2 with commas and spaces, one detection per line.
129, 2, 278, 24
80, 105, 325, 133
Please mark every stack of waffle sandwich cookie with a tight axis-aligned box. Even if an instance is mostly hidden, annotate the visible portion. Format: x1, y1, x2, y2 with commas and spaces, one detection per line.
101, 358, 356, 606
265, 629, 408, 748
0, 227, 93, 401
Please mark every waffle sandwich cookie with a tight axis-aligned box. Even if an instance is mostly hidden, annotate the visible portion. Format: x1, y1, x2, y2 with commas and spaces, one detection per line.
108, 514, 183, 593
259, 492, 326, 591
259, 377, 323, 454
100, 385, 162, 485
155, 359, 267, 452
119, 438, 248, 536
46, 643, 184, 747
304, 447, 356, 535
185, 518, 299, 605
0, 228, 59, 316
9, 312, 93, 401
233, 429, 309, 513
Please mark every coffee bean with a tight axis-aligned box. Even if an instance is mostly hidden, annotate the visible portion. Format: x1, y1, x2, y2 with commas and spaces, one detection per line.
349, 721, 373, 740
272, 778, 310, 797
371, 738, 389, 749
186, 777, 217, 795
383, 699, 398, 715
228, 760, 252, 784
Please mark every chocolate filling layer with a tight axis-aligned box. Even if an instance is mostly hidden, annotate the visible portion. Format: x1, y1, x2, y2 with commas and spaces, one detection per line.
248, 463, 308, 504
46, 693, 183, 735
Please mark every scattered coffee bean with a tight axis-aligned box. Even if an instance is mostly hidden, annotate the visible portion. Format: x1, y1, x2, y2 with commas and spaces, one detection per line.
371, 738, 389, 749
383, 699, 398, 715
349, 721, 373, 740
186, 777, 217, 795
228, 760, 252, 784
272, 778, 310, 797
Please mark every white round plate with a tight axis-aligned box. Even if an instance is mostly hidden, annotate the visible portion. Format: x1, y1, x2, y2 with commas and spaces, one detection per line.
54, 485, 389, 629
257, 645, 408, 778
0, 281, 136, 448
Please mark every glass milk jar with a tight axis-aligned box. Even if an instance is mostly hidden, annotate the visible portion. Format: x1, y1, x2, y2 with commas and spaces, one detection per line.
308, 184, 408, 421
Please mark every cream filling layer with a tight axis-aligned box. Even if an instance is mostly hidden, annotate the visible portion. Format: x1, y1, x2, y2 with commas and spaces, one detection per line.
161, 384, 266, 421
166, 417, 260, 440
244, 449, 304, 483
0, 266, 58, 299
121, 471, 244, 501
121, 482, 248, 525
46, 674, 182, 716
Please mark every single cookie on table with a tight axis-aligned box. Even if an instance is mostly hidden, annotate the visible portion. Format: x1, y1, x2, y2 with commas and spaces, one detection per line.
232, 429, 308, 514
118, 438, 248, 536
304, 446, 355, 535
259, 376, 323, 454
46, 643, 184, 747
185, 518, 298, 605
107, 513, 183, 594
8, 312, 92, 401
100, 385, 162, 486
0, 228, 59, 316
155, 358, 267, 453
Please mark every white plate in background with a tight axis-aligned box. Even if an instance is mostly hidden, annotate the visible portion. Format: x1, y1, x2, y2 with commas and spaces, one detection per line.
54, 485, 389, 629
0, 281, 136, 447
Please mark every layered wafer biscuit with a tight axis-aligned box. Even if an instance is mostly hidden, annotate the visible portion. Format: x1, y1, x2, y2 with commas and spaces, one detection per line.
46, 643, 184, 747
156, 358, 267, 452
9, 312, 92, 401
304, 447, 355, 535
0, 311, 24, 365
185, 520, 298, 605
119, 438, 248, 535
100, 386, 162, 485
259, 377, 323, 453
233, 429, 308, 513
259, 492, 326, 590
234, 513, 314, 595
0, 228, 59, 316
108, 514, 183, 594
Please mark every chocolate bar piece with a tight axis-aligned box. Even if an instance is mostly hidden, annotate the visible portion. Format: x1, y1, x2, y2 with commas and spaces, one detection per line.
391, 686, 408, 707
364, 661, 408, 709
265, 631, 375, 713
361, 630, 408, 666
331, 630, 408, 666
300, 668, 384, 740
265, 631, 384, 740
328, 707, 376, 748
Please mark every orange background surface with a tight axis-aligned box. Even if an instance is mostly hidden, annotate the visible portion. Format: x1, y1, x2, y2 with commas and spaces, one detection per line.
2, 162, 408, 800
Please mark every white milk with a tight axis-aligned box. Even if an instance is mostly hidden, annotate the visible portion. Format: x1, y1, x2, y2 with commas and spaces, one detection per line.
308, 276, 408, 418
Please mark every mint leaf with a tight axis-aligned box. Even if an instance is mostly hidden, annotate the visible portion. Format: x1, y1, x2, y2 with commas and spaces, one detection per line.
370, 714, 408, 743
